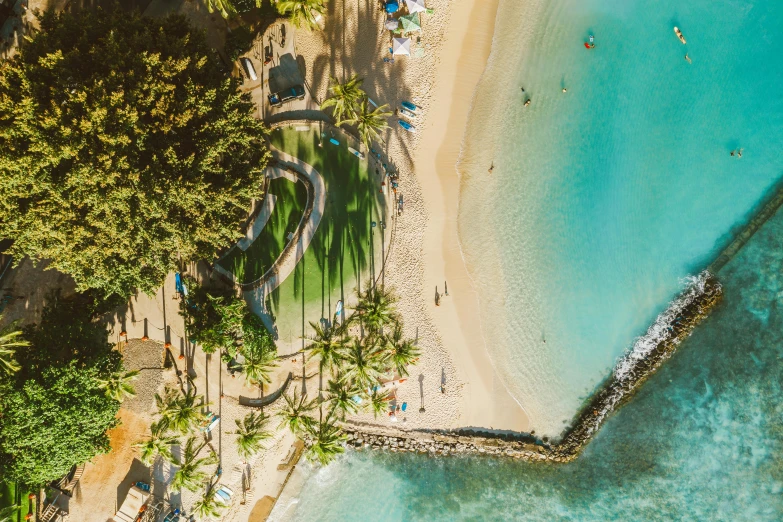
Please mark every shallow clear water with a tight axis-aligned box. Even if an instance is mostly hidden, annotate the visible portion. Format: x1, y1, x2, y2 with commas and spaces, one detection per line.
457, 0, 783, 435
270, 191, 783, 521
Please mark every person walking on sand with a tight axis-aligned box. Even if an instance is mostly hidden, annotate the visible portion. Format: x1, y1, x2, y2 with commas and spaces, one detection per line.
488, 163, 494, 174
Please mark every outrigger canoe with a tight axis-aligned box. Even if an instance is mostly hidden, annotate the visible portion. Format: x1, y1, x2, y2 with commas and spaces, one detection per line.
401, 101, 417, 112
674, 26, 686, 44
398, 120, 416, 133
399, 107, 416, 119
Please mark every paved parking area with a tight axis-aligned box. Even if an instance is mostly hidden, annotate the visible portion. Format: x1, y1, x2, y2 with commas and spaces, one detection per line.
238, 21, 318, 120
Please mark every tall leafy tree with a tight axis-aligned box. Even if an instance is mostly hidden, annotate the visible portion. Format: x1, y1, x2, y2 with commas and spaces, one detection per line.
134, 421, 179, 466
275, 0, 326, 31
303, 409, 346, 465
170, 436, 218, 492
232, 411, 272, 459
320, 75, 364, 125
193, 484, 225, 519
343, 98, 391, 148
0, 9, 269, 298
383, 324, 420, 377
304, 321, 347, 379
278, 388, 316, 435
0, 321, 27, 376
155, 387, 209, 435
0, 294, 122, 486
351, 285, 399, 337
205, 0, 262, 18
325, 377, 361, 420
242, 341, 277, 387
96, 369, 140, 402
0, 505, 20, 522
368, 388, 391, 419
341, 338, 386, 390
0, 362, 120, 485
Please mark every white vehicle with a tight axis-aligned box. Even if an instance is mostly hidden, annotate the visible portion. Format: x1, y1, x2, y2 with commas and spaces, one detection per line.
240, 57, 258, 81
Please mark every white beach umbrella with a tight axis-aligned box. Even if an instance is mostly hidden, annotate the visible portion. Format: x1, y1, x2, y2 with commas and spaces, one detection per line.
405, 0, 426, 14
392, 37, 411, 56
385, 17, 399, 30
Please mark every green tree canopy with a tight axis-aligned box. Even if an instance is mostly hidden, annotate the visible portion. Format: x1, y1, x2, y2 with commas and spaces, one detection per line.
0, 8, 269, 298
0, 293, 124, 486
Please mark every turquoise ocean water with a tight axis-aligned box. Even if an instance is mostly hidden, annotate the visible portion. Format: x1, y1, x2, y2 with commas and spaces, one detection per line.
457, 0, 783, 435
269, 0, 783, 519
271, 168, 783, 521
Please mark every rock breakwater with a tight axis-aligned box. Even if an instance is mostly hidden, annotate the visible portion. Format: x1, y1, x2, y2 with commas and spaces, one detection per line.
344, 271, 723, 463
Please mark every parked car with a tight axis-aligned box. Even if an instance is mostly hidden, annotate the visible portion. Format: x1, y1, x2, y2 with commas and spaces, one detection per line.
268, 85, 306, 107
240, 57, 257, 81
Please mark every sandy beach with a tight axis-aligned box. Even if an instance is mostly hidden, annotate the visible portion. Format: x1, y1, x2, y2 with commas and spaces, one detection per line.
415, 0, 530, 432
291, 0, 528, 434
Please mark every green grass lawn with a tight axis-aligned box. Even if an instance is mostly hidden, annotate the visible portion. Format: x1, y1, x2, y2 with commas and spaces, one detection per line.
0, 480, 32, 521
217, 175, 308, 284
264, 126, 387, 344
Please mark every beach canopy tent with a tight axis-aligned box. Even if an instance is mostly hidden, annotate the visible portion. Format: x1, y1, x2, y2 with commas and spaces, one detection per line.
399, 13, 421, 33
392, 37, 411, 56
405, 0, 426, 13
385, 17, 399, 30
385, 0, 399, 13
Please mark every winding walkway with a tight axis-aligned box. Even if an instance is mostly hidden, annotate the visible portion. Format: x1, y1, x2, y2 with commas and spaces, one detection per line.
238, 193, 277, 251
244, 149, 326, 314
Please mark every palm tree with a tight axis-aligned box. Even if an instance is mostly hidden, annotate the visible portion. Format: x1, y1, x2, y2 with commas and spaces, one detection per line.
0, 322, 28, 376
351, 285, 399, 337
383, 324, 421, 377
96, 369, 140, 402
232, 412, 272, 460
320, 75, 364, 125
278, 388, 317, 435
304, 321, 347, 377
155, 387, 209, 435
171, 436, 218, 492
0, 505, 20, 522
368, 388, 391, 419
134, 421, 179, 465
343, 98, 392, 149
193, 484, 224, 519
204, 0, 237, 18
325, 377, 361, 420
241, 343, 277, 388
342, 339, 387, 390
303, 409, 346, 465
276, 0, 326, 31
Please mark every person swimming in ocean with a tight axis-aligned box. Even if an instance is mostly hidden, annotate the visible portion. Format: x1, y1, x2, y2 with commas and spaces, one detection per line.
524, 98, 531, 107
685, 53, 692, 64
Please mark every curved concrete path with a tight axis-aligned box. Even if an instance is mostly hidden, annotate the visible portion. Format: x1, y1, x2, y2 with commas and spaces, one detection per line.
238, 193, 277, 251
244, 149, 326, 319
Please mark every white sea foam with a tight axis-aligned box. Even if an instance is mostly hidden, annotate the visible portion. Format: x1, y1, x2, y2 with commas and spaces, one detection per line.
613, 271, 716, 382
